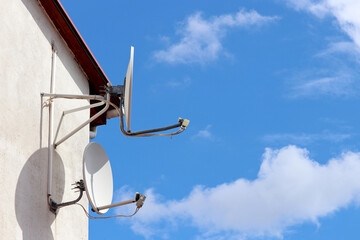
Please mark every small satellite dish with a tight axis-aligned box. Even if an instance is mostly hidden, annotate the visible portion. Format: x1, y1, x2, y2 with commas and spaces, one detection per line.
83, 142, 113, 215
124, 46, 134, 132
82, 142, 146, 215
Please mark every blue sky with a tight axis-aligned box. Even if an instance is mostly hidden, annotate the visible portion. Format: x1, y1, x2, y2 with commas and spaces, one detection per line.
61, 0, 360, 239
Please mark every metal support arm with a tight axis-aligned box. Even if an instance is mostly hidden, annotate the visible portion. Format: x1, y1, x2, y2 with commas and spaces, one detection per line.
95, 193, 146, 212
49, 180, 85, 214
41, 93, 110, 148
41, 92, 189, 138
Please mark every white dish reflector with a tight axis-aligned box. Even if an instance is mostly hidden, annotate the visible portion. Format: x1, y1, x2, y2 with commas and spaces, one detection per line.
83, 142, 113, 215
124, 46, 134, 132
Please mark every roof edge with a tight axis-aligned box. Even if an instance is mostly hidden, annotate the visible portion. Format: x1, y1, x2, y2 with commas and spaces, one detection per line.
38, 0, 120, 126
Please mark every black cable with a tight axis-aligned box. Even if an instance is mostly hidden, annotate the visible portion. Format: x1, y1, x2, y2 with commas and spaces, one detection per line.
126, 122, 182, 135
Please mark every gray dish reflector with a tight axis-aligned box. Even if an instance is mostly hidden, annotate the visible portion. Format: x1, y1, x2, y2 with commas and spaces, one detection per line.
83, 142, 113, 215
124, 46, 134, 132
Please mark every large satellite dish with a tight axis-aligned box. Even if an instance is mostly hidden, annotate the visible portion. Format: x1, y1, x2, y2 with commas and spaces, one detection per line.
100, 46, 190, 137
83, 142, 113, 215
124, 46, 134, 133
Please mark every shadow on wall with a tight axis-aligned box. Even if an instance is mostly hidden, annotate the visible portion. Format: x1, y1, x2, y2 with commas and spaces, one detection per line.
15, 148, 65, 240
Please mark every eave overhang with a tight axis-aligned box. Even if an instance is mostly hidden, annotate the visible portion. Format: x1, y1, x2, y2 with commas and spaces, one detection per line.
38, 0, 120, 126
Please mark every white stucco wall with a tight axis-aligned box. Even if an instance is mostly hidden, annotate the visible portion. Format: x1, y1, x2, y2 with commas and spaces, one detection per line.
0, 0, 91, 239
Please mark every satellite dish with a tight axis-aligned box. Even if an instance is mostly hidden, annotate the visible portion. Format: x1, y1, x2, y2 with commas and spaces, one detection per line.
103, 45, 190, 137
124, 46, 134, 132
83, 142, 113, 215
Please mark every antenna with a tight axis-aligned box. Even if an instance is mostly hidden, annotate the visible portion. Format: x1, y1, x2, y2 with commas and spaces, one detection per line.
83, 142, 145, 214
42, 46, 188, 214
106, 46, 190, 137
48, 142, 145, 215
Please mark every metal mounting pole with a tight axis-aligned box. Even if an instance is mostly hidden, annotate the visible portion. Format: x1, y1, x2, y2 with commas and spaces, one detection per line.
43, 92, 111, 213
47, 46, 56, 205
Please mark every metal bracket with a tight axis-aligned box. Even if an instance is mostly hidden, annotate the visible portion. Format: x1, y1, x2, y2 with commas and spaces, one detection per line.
42, 92, 111, 214
49, 180, 85, 214
105, 84, 124, 97
41, 93, 110, 148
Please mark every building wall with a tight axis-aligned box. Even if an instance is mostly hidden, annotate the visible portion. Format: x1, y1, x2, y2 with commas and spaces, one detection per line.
0, 0, 90, 239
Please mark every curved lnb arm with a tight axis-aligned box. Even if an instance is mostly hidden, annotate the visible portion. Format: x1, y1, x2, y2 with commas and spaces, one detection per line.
116, 99, 190, 137
103, 86, 190, 137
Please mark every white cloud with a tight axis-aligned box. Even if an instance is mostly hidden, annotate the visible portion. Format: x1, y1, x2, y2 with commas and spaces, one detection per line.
316, 41, 360, 61
283, 0, 360, 98
286, 0, 360, 48
285, 63, 359, 97
167, 76, 192, 88
154, 10, 278, 64
192, 124, 214, 140
290, 74, 355, 97
116, 146, 360, 239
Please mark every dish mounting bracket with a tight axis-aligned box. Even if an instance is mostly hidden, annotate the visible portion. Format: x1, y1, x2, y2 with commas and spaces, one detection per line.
105, 84, 124, 98
49, 180, 85, 214
41, 92, 110, 148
